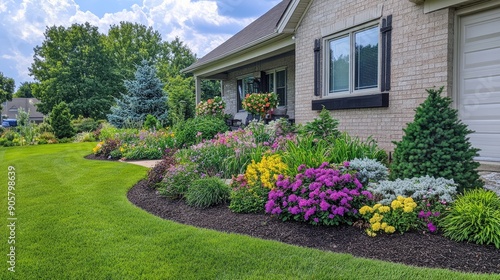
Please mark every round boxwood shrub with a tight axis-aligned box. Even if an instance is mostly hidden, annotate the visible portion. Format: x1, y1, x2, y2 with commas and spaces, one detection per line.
185, 177, 230, 208
173, 116, 228, 148
442, 189, 500, 248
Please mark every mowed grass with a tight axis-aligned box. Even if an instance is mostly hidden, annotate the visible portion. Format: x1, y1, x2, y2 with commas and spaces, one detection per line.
0, 143, 498, 279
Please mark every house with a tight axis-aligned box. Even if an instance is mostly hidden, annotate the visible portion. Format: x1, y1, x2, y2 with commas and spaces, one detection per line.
184, 0, 500, 163
1, 98, 45, 124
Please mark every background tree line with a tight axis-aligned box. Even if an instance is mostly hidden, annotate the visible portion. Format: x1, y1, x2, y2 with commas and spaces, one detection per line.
22, 21, 219, 125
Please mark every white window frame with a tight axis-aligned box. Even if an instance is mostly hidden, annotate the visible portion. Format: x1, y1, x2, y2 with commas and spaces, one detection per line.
265, 67, 287, 107
323, 21, 381, 98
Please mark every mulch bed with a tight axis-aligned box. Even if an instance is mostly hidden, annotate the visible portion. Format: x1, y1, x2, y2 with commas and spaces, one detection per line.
128, 179, 500, 275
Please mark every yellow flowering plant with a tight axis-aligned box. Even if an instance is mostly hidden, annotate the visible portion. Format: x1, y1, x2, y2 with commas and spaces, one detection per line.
229, 154, 288, 213
359, 196, 419, 236
245, 154, 288, 189
242, 92, 278, 117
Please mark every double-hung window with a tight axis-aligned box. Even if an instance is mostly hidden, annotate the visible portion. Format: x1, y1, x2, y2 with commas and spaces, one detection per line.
237, 76, 256, 111
265, 69, 287, 107
326, 25, 379, 96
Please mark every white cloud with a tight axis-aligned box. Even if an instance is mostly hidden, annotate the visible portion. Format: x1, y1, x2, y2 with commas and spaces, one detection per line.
0, 0, 267, 84
1, 49, 33, 82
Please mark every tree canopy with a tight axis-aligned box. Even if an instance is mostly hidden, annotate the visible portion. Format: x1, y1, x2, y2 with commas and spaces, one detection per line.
30, 23, 121, 119
29, 21, 197, 121
0, 72, 15, 111
14, 82, 35, 98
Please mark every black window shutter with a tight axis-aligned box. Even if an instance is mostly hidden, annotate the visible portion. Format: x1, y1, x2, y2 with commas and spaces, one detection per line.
314, 39, 321, 96
381, 15, 392, 92
260, 71, 268, 93
237, 79, 243, 111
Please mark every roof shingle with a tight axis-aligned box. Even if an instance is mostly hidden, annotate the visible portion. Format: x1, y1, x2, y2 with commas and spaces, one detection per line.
186, 0, 292, 71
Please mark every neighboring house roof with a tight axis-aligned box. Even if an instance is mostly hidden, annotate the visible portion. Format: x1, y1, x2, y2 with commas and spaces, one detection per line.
1, 98, 44, 120
185, 0, 292, 73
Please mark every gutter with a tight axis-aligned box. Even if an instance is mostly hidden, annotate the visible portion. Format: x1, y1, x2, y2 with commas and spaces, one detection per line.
182, 32, 283, 73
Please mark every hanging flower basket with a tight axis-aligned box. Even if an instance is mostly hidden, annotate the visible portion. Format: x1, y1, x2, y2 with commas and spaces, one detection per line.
242, 92, 278, 118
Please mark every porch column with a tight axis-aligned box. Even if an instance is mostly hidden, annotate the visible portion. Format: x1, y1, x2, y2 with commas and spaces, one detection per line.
195, 76, 202, 104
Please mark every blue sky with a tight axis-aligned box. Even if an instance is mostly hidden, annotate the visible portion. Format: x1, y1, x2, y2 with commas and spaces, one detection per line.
0, 0, 280, 89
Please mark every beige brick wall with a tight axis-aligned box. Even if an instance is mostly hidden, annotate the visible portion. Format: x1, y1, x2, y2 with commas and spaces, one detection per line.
222, 51, 296, 118
295, 0, 454, 153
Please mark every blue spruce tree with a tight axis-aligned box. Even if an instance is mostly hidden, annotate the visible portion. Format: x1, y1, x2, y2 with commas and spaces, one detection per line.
108, 61, 167, 128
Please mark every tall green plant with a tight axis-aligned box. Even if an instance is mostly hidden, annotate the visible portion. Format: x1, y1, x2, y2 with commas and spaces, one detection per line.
300, 106, 340, 139
50, 101, 75, 139
442, 189, 500, 248
390, 87, 482, 192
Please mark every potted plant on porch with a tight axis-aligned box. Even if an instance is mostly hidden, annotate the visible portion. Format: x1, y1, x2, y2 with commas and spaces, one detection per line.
242, 92, 278, 121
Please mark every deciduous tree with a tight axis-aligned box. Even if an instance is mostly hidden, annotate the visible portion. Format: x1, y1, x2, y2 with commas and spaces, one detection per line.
0, 72, 14, 111
30, 23, 121, 119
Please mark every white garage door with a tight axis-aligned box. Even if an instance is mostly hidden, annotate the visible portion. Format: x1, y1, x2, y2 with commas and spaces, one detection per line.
458, 7, 500, 162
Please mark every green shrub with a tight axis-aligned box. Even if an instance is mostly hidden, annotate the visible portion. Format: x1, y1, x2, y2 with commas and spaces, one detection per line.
74, 132, 96, 143
229, 175, 270, 213
50, 102, 75, 139
185, 177, 231, 208
173, 116, 228, 148
391, 87, 483, 193
96, 139, 121, 158
143, 114, 161, 130
37, 132, 58, 144
3, 130, 17, 141
38, 119, 53, 133
72, 116, 99, 133
299, 106, 340, 139
158, 162, 200, 199
442, 189, 500, 248
145, 149, 177, 189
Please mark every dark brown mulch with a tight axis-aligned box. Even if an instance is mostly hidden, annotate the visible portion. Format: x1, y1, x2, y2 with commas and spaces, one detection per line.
84, 154, 119, 161
127, 179, 500, 275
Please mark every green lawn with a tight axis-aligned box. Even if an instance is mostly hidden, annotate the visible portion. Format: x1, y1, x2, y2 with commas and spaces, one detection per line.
0, 143, 498, 279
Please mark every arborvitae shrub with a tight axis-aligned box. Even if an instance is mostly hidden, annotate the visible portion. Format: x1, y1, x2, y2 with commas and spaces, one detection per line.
50, 102, 75, 139
390, 87, 483, 193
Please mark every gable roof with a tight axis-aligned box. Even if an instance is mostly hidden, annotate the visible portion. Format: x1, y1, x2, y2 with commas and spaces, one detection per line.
184, 0, 293, 73
1, 98, 44, 120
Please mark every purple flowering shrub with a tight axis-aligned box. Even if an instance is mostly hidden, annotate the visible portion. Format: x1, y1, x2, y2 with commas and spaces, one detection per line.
416, 197, 449, 233
265, 162, 373, 226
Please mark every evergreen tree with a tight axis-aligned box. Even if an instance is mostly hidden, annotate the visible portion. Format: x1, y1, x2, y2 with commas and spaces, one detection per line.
391, 87, 483, 192
50, 102, 75, 139
108, 61, 168, 128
